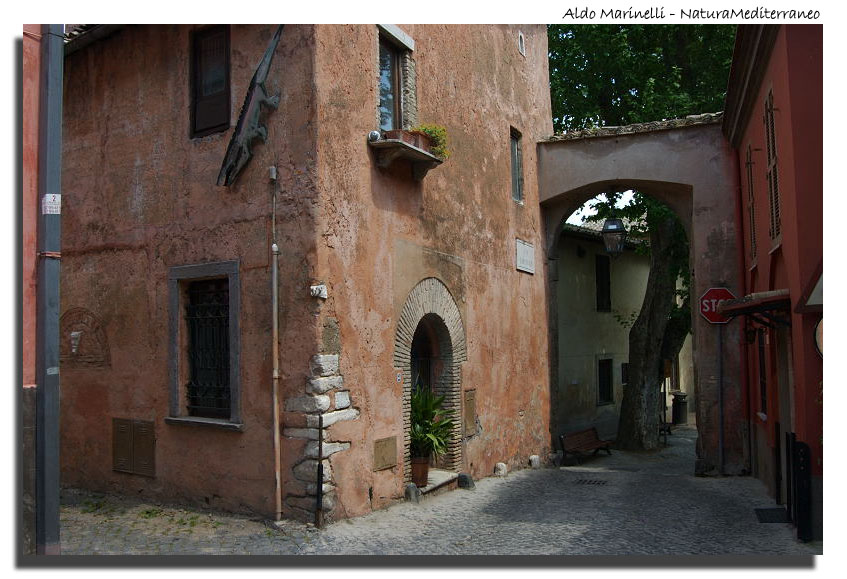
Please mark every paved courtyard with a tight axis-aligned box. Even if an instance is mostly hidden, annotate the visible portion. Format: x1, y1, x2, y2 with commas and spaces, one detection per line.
58, 425, 821, 557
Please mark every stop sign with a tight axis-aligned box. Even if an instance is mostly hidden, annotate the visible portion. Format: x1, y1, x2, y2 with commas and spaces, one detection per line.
699, 287, 736, 324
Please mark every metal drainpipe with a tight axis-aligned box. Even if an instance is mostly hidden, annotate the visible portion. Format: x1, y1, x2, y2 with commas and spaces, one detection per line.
718, 323, 724, 475
272, 241, 282, 520
35, 23, 64, 555
270, 170, 282, 521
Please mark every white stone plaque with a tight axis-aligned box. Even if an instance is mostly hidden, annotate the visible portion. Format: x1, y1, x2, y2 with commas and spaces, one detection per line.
516, 239, 534, 274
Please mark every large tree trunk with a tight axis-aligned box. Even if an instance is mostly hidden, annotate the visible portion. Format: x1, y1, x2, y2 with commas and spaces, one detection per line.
616, 214, 680, 450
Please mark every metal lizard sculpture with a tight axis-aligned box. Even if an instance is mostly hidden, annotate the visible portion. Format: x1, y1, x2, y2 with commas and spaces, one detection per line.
217, 25, 284, 186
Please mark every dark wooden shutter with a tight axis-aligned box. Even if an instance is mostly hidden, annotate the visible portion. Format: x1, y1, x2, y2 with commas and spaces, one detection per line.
112, 418, 133, 474
132, 421, 156, 477
192, 26, 230, 137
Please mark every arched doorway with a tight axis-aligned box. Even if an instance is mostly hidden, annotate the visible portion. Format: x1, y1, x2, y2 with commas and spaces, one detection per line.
394, 278, 466, 481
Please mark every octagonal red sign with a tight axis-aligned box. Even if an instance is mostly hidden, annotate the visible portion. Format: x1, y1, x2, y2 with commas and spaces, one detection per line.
699, 287, 736, 324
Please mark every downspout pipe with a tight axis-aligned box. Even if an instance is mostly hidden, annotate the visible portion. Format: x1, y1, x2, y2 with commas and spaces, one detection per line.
272, 241, 282, 521
270, 168, 282, 522
35, 23, 64, 555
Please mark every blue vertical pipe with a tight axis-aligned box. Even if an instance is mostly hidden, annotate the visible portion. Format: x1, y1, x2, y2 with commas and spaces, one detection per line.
35, 23, 63, 555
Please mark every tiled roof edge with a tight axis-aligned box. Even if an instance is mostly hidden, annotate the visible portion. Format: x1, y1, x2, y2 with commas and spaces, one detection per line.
545, 112, 723, 142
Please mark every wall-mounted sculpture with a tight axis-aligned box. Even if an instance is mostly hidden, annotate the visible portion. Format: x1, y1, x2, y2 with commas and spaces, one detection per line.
217, 25, 284, 187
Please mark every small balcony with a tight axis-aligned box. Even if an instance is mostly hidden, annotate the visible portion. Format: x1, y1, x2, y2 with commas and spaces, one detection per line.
368, 129, 444, 181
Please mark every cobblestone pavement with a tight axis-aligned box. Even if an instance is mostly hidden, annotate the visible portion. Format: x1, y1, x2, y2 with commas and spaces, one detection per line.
60, 426, 822, 557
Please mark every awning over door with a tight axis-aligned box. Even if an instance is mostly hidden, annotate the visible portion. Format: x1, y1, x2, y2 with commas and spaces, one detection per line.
718, 289, 791, 327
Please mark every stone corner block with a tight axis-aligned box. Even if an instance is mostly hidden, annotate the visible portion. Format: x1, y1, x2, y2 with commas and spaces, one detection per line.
293, 459, 333, 483
305, 440, 351, 459
307, 375, 344, 395
310, 354, 339, 377
494, 462, 508, 477
285, 395, 331, 414
283, 427, 320, 440
334, 390, 351, 410
306, 407, 359, 428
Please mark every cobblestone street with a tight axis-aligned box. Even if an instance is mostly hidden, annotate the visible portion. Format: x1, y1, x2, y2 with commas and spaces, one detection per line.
59, 426, 821, 557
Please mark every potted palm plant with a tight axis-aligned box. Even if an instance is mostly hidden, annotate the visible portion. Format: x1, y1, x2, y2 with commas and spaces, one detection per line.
409, 379, 455, 487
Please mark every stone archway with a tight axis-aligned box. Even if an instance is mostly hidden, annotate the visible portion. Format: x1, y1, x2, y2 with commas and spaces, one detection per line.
394, 277, 466, 480
537, 115, 746, 475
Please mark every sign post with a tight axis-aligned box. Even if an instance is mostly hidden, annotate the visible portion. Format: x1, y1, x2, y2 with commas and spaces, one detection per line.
699, 287, 736, 475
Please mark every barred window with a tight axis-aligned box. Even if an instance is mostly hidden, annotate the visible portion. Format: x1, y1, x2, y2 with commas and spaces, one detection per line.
167, 261, 241, 429
185, 279, 230, 419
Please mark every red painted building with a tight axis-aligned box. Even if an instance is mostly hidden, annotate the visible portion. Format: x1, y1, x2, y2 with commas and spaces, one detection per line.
722, 24, 822, 541
22, 23, 42, 556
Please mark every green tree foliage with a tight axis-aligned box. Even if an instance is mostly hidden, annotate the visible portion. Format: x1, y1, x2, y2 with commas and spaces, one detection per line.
548, 25, 735, 132
548, 25, 735, 449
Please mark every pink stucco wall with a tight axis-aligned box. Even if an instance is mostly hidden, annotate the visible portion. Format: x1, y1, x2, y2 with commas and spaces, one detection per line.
308, 25, 554, 517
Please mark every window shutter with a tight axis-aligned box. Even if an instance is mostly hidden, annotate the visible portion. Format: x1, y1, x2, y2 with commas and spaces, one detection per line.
112, 418, 133, 474
192, 26, 230, 137
132, 420, 156, 477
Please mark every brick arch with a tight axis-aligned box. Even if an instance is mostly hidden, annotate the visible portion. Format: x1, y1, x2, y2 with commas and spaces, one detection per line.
394, 277, 466, 480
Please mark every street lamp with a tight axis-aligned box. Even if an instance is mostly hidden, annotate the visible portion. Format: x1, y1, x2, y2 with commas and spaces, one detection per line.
601, 217, 627, 256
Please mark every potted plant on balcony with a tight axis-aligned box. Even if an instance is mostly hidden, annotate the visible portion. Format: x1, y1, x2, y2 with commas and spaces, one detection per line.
410, 124, 449, 160
409, 378, 455, 487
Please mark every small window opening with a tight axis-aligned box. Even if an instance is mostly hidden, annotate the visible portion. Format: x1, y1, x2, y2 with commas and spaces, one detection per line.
510, 128, 524, 203
598, 358, 613, 405
378, 37, 402, 131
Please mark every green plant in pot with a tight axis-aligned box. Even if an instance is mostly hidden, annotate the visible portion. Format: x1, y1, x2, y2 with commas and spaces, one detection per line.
409, 378, 455, 487
410, 124, 449, 160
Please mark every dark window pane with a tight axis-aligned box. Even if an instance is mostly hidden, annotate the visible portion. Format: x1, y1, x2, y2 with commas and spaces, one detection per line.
379, 40, 398, 131
510, 130, 523, 202
598, 359, 613, 404
192, 26, 230, 137
595, 254, 611, 311
199, 33, 227, 97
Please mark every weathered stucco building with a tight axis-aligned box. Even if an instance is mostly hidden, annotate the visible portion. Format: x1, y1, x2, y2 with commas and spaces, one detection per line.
721, 24, 823, 541
60, 24, 553, 522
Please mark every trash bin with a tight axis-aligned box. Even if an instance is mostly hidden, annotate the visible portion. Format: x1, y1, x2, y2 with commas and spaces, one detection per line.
672, 392, 688, 425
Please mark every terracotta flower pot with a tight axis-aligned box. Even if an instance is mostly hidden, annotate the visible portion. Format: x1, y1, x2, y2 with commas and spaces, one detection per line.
408, 131, 432, 151
411, 456, 430, 487
383, 129, 415, 145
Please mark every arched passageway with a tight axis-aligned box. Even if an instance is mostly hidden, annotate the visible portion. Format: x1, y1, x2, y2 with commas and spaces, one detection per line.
394, 278, 466, 481
537, 114, 746, 475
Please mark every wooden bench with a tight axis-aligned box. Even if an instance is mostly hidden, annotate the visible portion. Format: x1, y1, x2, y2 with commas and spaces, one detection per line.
559, 427, 612, 464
